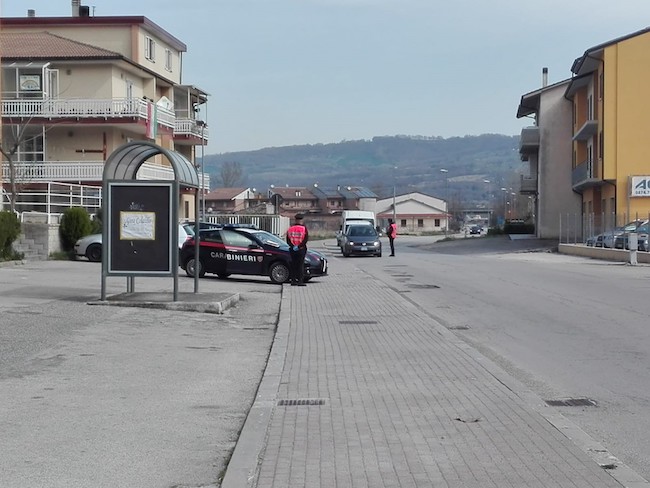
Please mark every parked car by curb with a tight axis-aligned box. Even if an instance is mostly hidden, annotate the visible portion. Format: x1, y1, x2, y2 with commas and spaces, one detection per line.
74, 225, 190, 262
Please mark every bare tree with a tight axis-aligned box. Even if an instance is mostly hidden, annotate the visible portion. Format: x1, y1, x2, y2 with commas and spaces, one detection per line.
218, 161, 245, 188
0, 124, 33, 213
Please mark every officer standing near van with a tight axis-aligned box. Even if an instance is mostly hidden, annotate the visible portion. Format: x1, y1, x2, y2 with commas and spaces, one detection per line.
386, 218, 397, 256
286, 213, 309, 286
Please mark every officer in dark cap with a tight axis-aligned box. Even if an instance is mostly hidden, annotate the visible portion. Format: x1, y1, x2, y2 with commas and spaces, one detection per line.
286, 213, 309, 286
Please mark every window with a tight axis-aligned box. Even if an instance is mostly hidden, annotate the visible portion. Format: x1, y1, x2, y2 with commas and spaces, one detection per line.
202, 230, 223, 244
435, 219, 440, 227
599, 132, 603, 160
221, 230, 255, 248
417, 219, 424, 228
19, 128, 44, 162
145, 36, 156, 61
599, 72, 604, 99
400, 219, 406, 227
165, 49, 172, 71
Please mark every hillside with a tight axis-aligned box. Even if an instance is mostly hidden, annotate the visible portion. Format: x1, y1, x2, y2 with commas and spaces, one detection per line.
203, 134, 523, 204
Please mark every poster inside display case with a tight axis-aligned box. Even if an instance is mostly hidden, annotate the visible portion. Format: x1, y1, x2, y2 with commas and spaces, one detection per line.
19, 74, 41, 91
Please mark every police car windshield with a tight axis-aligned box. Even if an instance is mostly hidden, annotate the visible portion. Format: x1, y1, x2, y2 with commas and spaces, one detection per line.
252, 230, 288, 248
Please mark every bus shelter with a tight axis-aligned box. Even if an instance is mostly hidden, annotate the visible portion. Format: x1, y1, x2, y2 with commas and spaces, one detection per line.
100, 141, 200, 301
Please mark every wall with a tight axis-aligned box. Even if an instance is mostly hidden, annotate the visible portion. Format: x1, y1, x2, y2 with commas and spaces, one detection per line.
538, 82, 580, 239
604, 34, 650, 218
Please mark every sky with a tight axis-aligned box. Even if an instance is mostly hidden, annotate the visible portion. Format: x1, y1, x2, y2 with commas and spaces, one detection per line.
3, 1, 650, 154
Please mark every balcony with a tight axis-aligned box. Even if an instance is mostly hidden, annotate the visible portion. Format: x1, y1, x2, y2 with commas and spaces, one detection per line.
520, 175, 537, 195
1, 97, 175, 129
519, 126, 540, 161
572, 159, 599, 192
174, 119, 209, 144
573, 119, 598, 141
2, 161, 210, 190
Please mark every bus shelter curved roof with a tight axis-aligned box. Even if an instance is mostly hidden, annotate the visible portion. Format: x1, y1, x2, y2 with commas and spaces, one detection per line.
103, 141, 199, 188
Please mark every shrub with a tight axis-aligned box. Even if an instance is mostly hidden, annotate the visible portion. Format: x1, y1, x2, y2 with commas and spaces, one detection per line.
0, 211, 21, 260
59, 207, 92, 251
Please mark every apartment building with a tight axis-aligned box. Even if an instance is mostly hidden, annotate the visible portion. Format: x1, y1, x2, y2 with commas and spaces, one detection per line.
566, 28, 650, 229
268, 185, 377, 216
0, 3, 209, 219
517, 73, 581, 239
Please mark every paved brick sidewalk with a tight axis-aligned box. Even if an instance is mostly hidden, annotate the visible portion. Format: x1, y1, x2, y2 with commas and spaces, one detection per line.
223, 261, 639, 488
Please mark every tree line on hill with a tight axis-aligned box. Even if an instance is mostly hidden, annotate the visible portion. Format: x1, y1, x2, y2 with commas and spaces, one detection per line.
203, 134, 524, 206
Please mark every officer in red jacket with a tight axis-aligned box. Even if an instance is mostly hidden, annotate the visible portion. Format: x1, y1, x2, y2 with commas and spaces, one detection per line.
387, 218, 397, 256
286, 213, 309, 286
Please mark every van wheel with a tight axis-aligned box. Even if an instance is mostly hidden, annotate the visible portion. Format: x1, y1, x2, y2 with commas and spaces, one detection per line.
269, 262, 290, 284
185, 257, 206, 278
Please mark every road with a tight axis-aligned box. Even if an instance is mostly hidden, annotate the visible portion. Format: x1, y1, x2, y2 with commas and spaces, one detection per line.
3, 235, 650, 485
342, 234, 650, 481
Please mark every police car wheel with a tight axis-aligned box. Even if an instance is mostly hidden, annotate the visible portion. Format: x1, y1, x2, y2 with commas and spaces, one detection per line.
269, 262, 290, 284
185, 257, 206, 278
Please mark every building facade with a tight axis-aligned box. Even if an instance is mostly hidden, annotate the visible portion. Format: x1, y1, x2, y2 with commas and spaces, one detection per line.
0, 4, 209, 219
376, 192, 446, 234
517, 76, 581, 239
566, 28, 650, 233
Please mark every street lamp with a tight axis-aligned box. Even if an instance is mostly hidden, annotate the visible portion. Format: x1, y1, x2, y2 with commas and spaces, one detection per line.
392, 165, 397, 223
501, 187, 507, 225
440, 169, 449, 236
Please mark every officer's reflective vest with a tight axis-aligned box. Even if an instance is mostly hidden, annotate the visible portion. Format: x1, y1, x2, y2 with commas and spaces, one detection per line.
287, 225, 306, 246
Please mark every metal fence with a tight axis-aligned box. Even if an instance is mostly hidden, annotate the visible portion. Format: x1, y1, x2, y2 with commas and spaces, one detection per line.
2, 182, 102, 224
202, 214, 290, 237
559, 212, 650, 245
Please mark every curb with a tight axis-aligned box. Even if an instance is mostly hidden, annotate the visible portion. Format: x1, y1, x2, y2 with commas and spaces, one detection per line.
221, 284, 290, 488
87, 292, 241, 314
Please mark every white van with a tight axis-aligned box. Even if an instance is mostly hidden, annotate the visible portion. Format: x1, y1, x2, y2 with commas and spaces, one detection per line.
337, 210, 376, 246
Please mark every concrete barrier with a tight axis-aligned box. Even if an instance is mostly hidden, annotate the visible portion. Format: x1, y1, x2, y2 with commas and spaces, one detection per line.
558, 243, 650, 264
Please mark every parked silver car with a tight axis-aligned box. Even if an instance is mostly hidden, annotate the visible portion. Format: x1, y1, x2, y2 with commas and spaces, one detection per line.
74, 225, 190, 262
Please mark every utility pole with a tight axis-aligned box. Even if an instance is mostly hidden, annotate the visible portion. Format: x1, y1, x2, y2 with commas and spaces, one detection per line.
441, 168, 449, 236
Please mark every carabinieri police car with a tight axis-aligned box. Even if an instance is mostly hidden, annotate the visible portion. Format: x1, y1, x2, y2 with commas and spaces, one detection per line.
179, 225, 328, 284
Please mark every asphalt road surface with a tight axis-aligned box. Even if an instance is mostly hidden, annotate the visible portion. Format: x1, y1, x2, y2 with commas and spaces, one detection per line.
3, 234, 649, 486
0, 261, 278, 488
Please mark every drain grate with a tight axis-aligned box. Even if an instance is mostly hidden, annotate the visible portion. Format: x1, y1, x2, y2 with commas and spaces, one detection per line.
407, 284, 440, 289
448, 325, 470, 330
339, 320, 378, 325
545, 398, 597, 407
277, 398, 326, 406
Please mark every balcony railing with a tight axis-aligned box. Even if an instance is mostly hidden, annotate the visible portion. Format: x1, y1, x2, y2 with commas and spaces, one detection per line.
520, 175, 537, 194
2, 161, 210, 190
174, 118, 209, 142
571, 159, 600, 192
573, 119, 598, 141
519, 126, 540, 161
2, 97, 175, 129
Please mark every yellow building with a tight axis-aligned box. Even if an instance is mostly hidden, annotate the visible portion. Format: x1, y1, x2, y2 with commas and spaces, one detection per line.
567, 28, 650, 228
